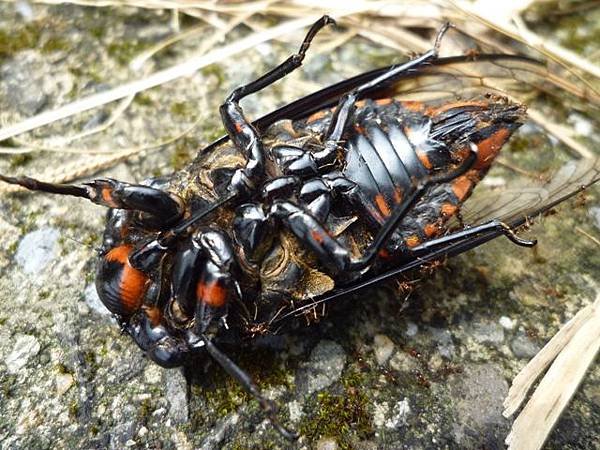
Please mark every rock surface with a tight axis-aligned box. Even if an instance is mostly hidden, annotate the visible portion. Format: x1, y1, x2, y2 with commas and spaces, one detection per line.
0, 4, 598, 450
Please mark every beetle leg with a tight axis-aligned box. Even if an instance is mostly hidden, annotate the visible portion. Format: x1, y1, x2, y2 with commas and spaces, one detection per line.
126, 309, 189, 368
299, 174, 356, 222
0, 174, 184, 229
233, 203, 275, 266
411, 219, 537, 253
274, 23, 451, 177
218, 16, 334, 196
190, 229, 239, 335
170, 236, 206, 318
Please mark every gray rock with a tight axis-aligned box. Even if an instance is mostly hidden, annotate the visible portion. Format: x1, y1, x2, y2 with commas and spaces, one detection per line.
5, 334, 41, 373
449, 364, 509, 447
510, 332, 541, 359
428, 327, 455, 358
373, 334, 395, 365
389, 351, 420, 373
316, 437, 339, 450
296, 340, 346, 395
109, 420, 136, 450
404, 322, 419, 337
385, 398, 411, 429
55, 373, 75, 396
84, 283, 111, 318
470, 319, 505, 346
166, 368, 188, 424
499, 316, 516, 330
590, 206, 600, 230
15, 228, 60, 274
288, 399, 303, 423
0, 50, 73, 116
199, 413, 240, 450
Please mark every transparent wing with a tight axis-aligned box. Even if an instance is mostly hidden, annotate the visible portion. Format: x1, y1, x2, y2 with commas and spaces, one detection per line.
382, 55, 599, 113
461, 157, 600, 228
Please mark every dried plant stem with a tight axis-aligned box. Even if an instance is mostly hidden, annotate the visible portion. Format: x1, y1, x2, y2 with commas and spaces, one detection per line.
0, 15, 327, 142
504, 294, 600, 450
574, 227, 600, 247
0, 114, 205, 193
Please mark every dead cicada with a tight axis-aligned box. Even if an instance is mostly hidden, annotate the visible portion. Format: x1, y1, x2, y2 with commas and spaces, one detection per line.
1, 16, 599, 439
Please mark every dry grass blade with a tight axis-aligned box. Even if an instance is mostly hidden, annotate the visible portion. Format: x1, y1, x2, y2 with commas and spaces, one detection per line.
0, 115, 204, 193
0, 15, 329, 142
527, 109, 595, 159
574, 227, 600, 247
504, 294, 600, 450
502, 301, 596, 417
450, 0, 600, 82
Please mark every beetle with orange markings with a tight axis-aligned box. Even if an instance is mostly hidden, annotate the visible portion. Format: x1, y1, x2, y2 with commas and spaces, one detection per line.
2, 17, 599, 439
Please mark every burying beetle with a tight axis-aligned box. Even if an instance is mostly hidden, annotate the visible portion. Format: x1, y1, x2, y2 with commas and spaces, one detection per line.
2, 16, 599, 439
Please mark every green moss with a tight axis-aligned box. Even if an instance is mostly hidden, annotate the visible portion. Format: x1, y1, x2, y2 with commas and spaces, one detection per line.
69, 66, 103, 84
0, 23, 41, 60
81, 233, 100, 249
299, 369, 373, 448
56, 363, 71, 374
134, 92, 155, 107
41, 36, 70, 53
191, 376, 249, 419
1, 374, 17, 398
170, 101, 194, 118
188, 347, 293, 429
9, 153, 33, 168
90, 25, 106, 40
200, 65, 225, 87
68, 401, 79, 419
107, 40, 151, 66
138, 398, 153, 420
200, 122, 226, 144
7, 240, 18, 255
170, 136, 199, 170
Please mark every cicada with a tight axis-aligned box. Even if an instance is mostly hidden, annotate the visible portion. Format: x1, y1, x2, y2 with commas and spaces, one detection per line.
2, 16, 598, 439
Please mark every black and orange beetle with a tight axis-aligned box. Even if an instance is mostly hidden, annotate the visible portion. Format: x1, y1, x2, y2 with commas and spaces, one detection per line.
1, 16, 599, 439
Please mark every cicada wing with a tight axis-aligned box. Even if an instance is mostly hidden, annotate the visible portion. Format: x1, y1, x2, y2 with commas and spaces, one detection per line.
204, 52, 597, 155
381, 55, 600, 112
461, 157, 600, 228
254, 54, 599, 132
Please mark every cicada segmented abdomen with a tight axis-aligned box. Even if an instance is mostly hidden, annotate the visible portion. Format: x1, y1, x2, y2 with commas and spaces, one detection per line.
319, 97, 528, 250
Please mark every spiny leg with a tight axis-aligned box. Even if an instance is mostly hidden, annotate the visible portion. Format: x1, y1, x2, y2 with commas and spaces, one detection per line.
276, 218, 535, 323
173, 230, 297, 439
219, 15, 335, 196
278, 23, 452, 176
202, 337, 298, 440
411, 219, 536, 253
0, 174, 184, 229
